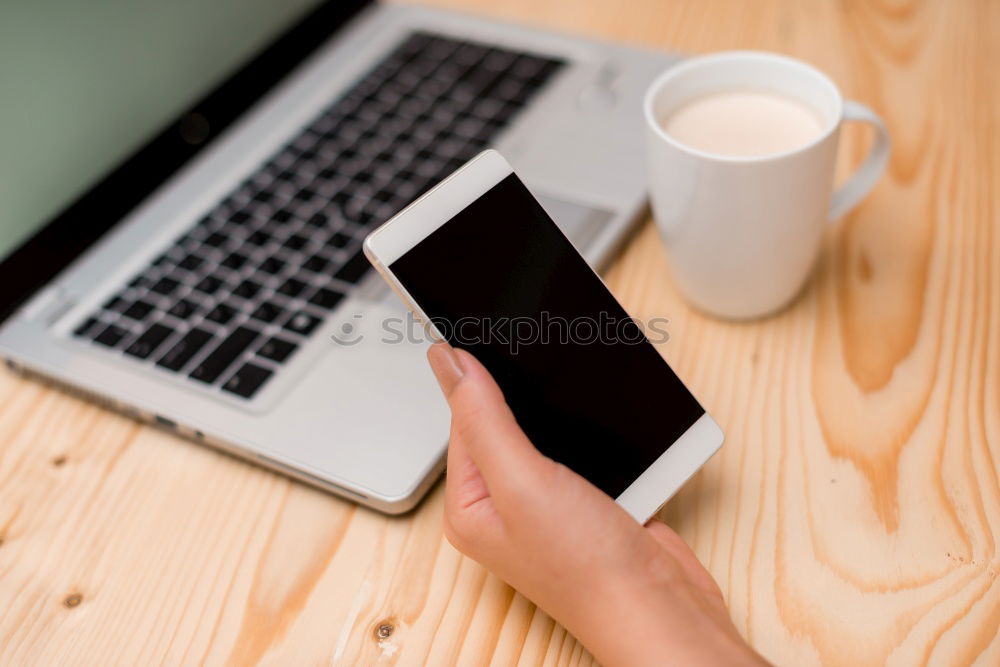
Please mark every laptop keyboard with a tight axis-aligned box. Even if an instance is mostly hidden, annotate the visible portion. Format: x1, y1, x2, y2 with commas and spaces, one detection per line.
72, 32, 564, 400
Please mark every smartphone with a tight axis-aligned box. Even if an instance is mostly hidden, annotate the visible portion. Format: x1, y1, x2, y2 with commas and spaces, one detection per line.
364, 150, 722, 523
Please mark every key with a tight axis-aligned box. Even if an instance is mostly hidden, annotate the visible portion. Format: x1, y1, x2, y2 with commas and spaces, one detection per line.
283, 233, 309, 251
156, 327, 213, 372
122, 300, 155, 320
259, 256, 285, 275
73, 317, 99, 337
307, 287, 344, 310
283, 311, 322, 336
328, 231, 352, 248
93, 323, 128, 347
124, 322, 173, 359
205, 302, 238, 325
334, 250, 372, 283
277, 278, 307, 297
229, 210, 251, 225
251, 301, 284, 323
247, 230, 270, 246
194, 275, 225, 295
257, 336, 298, 363
103, 296, 126, 312
189, 326, 260, 384
221, 362, 273, 398
303, 254, 330, 273
233, 279, 262, 299
178, 254, 204, 271
204, 232, 227, 247
167, 298, 198, 320
149, 276, 181, 296
221, 252, 249, 270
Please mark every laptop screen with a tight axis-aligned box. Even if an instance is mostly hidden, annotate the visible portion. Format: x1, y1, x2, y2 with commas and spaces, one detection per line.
0, 0, 324, 263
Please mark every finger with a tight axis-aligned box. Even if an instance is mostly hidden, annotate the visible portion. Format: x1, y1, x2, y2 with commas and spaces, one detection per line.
430, 344, 488, 512
428, 344, 550, 497
444, 417, 490, 512
427, 342, 464, 395
442, 426, 502, 554
448, 348, 550, 486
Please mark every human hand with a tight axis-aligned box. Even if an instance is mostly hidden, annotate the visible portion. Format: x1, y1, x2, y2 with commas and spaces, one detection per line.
427, 343, 767, 667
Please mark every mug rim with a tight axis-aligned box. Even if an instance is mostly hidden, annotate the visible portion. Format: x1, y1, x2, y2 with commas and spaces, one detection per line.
643, 50, 845, 164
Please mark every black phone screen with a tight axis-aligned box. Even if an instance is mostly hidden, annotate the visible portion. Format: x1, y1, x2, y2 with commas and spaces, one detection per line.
390, 174, 704, 497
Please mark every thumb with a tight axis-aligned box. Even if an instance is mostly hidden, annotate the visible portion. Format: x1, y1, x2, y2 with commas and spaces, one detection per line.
427, 343, 551, 499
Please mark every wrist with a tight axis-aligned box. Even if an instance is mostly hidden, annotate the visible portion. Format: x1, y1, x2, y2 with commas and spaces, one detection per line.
564, 570, 766, 666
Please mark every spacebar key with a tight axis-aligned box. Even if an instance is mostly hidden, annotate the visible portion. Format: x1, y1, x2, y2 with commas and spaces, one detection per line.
189, 326, 260, 384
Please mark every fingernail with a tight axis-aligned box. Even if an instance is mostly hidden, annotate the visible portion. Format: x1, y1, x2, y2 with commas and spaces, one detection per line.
427, 343, 464, 396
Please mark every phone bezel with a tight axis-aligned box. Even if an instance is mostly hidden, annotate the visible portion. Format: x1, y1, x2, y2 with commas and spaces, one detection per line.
364, 149, 723, 523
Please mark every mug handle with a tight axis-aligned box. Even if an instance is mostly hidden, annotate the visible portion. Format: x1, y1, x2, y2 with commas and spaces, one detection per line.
828, 100, 891, 221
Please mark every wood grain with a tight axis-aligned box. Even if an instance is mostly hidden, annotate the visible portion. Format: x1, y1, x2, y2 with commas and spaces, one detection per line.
1, 0, 997, 664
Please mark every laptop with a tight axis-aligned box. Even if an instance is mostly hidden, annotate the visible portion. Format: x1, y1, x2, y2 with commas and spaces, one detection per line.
0, 0, 677, 513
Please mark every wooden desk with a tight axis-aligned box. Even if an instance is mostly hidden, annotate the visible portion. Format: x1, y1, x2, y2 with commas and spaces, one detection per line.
1, 0, 997, 663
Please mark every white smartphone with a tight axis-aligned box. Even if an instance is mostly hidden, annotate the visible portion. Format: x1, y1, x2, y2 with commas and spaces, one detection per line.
364, 150, 723, 523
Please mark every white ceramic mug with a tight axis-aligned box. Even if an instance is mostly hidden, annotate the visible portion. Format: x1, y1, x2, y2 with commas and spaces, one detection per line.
644, 51, 890, 319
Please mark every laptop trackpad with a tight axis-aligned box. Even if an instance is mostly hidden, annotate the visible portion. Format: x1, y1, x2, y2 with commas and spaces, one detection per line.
535, 194, 611, 252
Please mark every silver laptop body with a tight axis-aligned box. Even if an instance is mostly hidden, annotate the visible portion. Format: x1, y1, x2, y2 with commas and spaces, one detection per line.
0, 2, 677, 513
